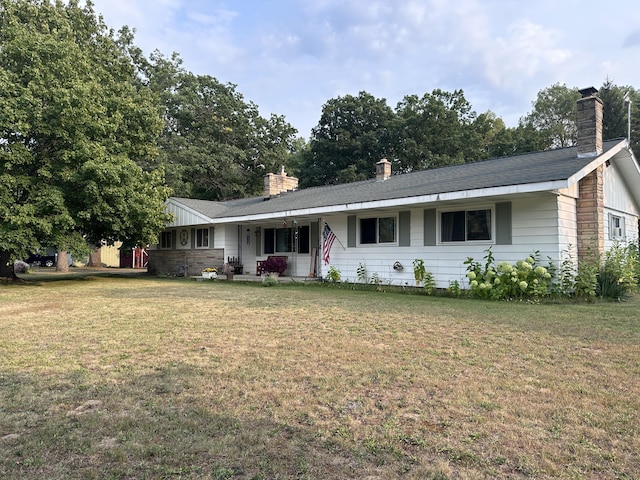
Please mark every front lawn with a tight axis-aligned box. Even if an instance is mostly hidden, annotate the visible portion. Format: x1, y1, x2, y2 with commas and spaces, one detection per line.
1, 272, 638, 478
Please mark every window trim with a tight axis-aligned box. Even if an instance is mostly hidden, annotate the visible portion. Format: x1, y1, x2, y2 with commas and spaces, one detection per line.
437, 205, 495, 245
358, 214, 398, 246
609, 213, 626, 240
195, 227, 209, 248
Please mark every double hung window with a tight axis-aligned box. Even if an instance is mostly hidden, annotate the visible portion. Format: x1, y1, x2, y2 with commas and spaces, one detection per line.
440, 208, 492, 242
360, 216, 396, 244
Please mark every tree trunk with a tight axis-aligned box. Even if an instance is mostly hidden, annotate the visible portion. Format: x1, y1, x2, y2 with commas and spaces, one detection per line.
0, 250, 18, 281
56, 250, 69, 272
88, 245, 102, 267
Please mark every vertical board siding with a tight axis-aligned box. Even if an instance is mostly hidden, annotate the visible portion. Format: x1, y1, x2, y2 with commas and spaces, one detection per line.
603, 163, 640, 215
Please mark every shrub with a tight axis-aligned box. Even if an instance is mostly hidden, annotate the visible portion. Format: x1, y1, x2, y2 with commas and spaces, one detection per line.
464, 248, 554, 301
413, 258, 436, 294
325, 265, 341, 283
598, 242, 639, 300
262, 275, 278, 287
263, 256, 287, 274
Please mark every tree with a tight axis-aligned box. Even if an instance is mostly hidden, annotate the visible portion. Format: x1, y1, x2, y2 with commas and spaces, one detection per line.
521, 83, 581, 149
599, 78, 629, 140
0, 0, 172, 279
299, 91, 395, 187
141, 51, 298, 201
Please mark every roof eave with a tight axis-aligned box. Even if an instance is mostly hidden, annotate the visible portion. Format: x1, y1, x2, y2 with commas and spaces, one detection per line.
209, 180, 570, 224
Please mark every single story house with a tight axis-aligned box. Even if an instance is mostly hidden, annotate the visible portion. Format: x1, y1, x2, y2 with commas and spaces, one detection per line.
148, 87, 640, 287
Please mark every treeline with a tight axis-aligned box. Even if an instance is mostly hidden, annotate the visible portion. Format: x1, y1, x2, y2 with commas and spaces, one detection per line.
144, 55, 639, 193
143, 55, 639, 195
295, 81, 640, 188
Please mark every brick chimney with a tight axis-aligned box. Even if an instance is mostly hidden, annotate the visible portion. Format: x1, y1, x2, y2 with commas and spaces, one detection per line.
263, 166, 299, 199
576, 86, 603, 158
376, 158, 391, 181
575, 86, 605, 262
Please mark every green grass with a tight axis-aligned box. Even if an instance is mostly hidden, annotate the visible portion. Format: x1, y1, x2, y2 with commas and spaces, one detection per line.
1, 270, 639, 479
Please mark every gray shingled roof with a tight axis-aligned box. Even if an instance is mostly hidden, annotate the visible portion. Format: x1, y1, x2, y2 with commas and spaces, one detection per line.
172, 139, 624, 220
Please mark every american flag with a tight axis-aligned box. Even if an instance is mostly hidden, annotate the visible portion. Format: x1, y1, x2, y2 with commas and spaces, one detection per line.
322, 223, 337, 265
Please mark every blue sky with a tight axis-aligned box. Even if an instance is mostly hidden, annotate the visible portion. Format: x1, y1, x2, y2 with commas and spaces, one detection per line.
90, 0, 640, 139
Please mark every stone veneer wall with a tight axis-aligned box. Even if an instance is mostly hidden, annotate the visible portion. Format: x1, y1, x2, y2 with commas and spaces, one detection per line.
147, 248, 225, 276
576, 165, 604, 262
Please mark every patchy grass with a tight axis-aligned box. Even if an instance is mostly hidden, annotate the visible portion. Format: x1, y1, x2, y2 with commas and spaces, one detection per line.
1, 271, 639, 479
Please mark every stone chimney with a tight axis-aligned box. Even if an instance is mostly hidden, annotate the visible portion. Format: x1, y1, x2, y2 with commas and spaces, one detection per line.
376, 158, 391, 181
575, 86, 605, 262
576, 86, 603, 158
263, 166, 299, 199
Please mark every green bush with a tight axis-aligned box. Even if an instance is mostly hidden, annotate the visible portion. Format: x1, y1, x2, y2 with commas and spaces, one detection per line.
325, 265, 341, 283
464, 248, 554, 301
598, 242, 639, 300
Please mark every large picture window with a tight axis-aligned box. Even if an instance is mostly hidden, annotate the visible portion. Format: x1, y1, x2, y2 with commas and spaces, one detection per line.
264, 225, 311, 254
441, 208, 492, 242
360, 216, 396, 244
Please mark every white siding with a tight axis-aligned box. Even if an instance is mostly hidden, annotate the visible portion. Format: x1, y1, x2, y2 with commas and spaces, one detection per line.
603, 163, 640, 214
603, 163, 640, 249
165, 202, 209, 227
320, 196, 566, 288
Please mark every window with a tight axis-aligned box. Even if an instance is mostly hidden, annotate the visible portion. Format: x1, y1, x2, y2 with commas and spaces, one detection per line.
609, 214, 625, 240
360, 216, 396, 244
264, 225, 311, 254
440, 208, 492, 242
196, 228, 209, 248
264, 227, 292, 254
160, 231, 172, 249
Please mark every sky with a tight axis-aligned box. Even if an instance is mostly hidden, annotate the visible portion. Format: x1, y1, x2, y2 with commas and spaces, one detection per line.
89, 0, 640, 139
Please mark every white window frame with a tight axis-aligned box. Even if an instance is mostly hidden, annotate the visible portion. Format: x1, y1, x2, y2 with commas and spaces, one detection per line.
195, 228, 210, 248
609, 214, 626, 240
437, 205, 495, 244
358, 215, 397, 245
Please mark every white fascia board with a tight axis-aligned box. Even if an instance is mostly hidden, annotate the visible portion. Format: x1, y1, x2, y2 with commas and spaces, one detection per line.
566, 140, 626, 186
212, 180, 569, 224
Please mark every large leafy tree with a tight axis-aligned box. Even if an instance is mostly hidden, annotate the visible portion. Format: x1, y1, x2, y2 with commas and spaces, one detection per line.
141, 52, 298, 201
394, 89, 496, 171
520, 83, 581, 149
299, 91, 395, 187
0, 0, 172, 278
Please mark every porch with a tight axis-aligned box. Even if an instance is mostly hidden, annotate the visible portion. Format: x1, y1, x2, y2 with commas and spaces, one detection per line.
192, 273, 320, 283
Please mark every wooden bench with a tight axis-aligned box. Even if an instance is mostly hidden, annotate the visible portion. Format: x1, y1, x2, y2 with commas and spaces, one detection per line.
256, 255, 288, 276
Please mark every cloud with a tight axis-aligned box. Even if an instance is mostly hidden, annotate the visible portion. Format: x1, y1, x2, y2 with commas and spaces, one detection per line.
623, 29, 640, 47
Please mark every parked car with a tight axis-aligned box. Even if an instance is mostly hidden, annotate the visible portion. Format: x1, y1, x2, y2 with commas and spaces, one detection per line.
26, 252, 57, 267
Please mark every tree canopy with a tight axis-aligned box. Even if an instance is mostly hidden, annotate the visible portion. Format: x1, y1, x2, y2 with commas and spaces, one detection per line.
140, 51, 299, 201
0, 0, 172, 277
298, 79, 639, 188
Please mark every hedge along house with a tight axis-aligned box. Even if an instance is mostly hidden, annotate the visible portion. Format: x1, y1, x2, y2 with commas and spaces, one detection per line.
148, 87, 640, 286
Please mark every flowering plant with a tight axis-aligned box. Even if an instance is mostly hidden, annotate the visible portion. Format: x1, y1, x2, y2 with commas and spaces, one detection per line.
464, 248, 554, 300
202, 267, 217, 273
